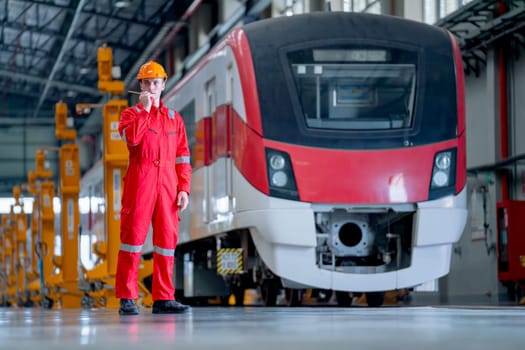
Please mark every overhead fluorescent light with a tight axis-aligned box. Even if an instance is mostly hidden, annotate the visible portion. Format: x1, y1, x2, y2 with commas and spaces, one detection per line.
114, 0, 130, 9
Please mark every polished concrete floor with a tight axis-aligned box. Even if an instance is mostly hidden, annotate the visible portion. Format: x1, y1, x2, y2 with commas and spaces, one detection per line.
1, 304, 525, 350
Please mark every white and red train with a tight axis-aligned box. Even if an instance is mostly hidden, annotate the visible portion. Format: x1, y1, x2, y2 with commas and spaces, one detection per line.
84, 12, 468, 306
161, 12, 468, 307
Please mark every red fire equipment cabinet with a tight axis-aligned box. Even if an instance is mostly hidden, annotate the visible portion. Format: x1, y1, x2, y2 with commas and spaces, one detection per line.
496, 200, 525, 287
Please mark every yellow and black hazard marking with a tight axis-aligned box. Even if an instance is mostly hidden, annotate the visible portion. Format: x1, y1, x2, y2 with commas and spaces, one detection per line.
217, 248, 243, 275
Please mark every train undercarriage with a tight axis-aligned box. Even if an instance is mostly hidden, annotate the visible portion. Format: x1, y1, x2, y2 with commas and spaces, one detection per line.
175, 208, 415, 308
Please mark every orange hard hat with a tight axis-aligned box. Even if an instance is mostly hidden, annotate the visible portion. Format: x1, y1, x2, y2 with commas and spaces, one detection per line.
137, 61, 167, 80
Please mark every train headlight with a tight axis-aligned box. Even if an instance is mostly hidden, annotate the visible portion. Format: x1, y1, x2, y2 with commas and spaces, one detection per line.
266, 148, 299, 200
271, 171, 288, 187
435, 152, 451, 170
432, 171, 448, 187
270, 154, 286, 170
429, 148, 457, 200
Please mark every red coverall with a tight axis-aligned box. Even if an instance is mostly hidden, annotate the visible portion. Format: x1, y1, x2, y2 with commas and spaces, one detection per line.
115, 100, 191, 301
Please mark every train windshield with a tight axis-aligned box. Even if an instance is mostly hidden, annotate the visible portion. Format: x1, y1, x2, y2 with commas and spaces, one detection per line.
289, 49, 416, 131
248, 32, 458, 149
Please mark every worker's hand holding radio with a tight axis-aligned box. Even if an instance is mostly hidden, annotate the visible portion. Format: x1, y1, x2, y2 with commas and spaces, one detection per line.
139, 91, 155, 112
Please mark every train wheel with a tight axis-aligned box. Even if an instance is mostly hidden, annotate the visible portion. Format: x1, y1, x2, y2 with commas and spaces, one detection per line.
42, 297, 54, 309
316, 289, 333, 303
335, 291, 353, 307
260, 279, 279, 306
365, 292, 385, 307
220, 295, 230, 306
284, 288, 304, 307
81, 295, 94, 309
232, 285, 245, 306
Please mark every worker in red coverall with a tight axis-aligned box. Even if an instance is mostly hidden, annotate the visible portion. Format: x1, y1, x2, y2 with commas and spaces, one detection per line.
116, 61, 192, 315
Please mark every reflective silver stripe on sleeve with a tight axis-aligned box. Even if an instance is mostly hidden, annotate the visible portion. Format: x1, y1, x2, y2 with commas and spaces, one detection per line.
134, 106, 141, 112
121, 129, 127, 143
168, 109, 175, 119
176, 156, 190, 164
154, 246, 175, 256
120, 243, 143, 253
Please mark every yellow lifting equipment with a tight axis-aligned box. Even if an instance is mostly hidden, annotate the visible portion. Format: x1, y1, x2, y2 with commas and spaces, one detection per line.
24, 170, 45, 306
0, 214, 13, 306
21, 150, 55, 308
33, 139, 84, 309
12, 186, 31, 307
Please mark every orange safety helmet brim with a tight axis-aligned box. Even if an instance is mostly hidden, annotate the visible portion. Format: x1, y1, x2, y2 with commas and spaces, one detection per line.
137, 61, 167, 80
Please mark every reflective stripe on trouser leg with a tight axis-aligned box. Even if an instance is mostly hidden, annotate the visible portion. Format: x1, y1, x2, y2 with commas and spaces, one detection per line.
151, 189, 178, 301
116, 211, 152, 299
116, 250, 142, 299
152, 245, 176, 301
115, 166, 157, 300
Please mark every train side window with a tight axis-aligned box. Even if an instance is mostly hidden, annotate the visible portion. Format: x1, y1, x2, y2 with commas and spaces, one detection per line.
179, 100, 196, 165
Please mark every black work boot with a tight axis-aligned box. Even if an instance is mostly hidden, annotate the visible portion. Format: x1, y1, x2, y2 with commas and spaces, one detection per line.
119, 299, 139, 315
152, 300, 191, 314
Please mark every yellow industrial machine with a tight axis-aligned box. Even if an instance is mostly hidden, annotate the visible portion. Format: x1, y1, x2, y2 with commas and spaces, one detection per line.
24, 105, 84, 309
27, 146, 80, 308
24, 170, 44, 305
30, 150, 58, 308
0, 215, 11, 306
11, 185, 34, 307
42, 101, 84, 308
4, 203, 19, 305
97, 45, 125, 96
78, 46, 152, 308
0, 215, 4, 304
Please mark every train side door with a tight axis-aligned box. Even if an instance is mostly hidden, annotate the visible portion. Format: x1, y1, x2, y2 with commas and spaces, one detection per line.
204, 72, 233, 225
204, 79, 216, 224
223, 67, 233, 215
